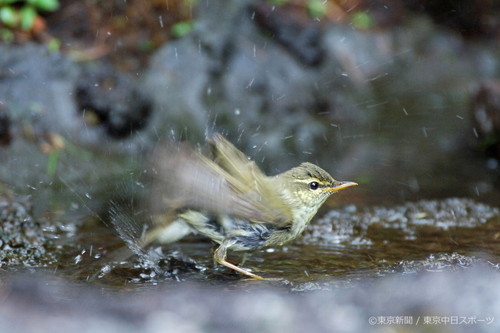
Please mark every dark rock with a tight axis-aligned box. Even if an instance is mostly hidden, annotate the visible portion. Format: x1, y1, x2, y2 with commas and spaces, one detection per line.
359, 0, 406, 28
0, 107, 11, 146
75, 63, 151, 139
251, 2, 324, 66
472, 80, 500, 158
404, 0, 499, 38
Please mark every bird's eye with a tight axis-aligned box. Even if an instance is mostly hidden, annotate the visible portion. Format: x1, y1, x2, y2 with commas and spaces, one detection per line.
309, 181, 319, 190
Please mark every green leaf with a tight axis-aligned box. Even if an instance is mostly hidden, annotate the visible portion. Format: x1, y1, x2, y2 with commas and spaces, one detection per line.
171, 21, 193, 38
47, 149, 59, 178
0, 28, 14, 42
138, 39, 154, 52
351, 11, 373, 30
0, 6, 18, 27
46, 37, 60, 52
27, 0, 59, 12
308, 0, 327, 18
20, 5, 36, 30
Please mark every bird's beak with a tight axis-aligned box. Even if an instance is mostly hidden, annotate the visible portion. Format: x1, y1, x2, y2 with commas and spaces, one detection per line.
323, 181, 358, 192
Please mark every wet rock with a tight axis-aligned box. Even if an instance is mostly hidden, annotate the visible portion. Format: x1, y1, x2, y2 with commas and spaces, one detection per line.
472, 80, 500, 158
0, 195, 52, 266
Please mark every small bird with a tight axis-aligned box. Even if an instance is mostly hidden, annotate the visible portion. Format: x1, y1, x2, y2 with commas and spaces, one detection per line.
118, 133, 357, 279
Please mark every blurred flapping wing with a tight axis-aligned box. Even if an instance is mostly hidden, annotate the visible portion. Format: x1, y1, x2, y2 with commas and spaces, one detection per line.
148, 134, 292, 226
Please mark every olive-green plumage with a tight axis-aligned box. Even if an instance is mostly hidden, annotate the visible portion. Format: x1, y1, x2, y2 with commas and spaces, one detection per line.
118, 134, 357, 279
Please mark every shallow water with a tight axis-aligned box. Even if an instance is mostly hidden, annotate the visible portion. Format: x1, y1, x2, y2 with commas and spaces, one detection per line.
25, 197, 496, 294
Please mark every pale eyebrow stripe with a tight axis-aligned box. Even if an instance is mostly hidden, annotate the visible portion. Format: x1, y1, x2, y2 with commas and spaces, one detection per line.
293, 178, 329, 185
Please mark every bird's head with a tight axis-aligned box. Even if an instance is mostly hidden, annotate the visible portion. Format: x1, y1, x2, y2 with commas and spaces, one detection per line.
278, 162, 357, 212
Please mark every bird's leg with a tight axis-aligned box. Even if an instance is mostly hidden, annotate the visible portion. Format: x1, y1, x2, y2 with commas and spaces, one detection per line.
214, 242, 263, 279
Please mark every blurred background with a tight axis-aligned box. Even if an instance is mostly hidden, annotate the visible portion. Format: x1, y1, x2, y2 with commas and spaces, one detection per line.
0, 0, 500, 332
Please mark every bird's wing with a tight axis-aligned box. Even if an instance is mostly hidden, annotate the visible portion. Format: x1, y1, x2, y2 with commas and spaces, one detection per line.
209, 133, 264, 184
209, 133, 293, 225
148, 134, 293, 227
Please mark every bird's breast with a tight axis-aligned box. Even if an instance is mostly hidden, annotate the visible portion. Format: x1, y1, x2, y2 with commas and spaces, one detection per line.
289, 206, 319, 238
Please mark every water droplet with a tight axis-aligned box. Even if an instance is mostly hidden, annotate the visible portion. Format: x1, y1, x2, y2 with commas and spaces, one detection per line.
98, 265, 111, 278
246, 78, 255, 89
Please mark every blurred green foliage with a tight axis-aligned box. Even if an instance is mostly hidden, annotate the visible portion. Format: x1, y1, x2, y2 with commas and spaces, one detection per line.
351, 11, 373, 30
307, 0, 327, 18
0, 0, 59, 38
171, 21, 193, 38
268, 0, 328, 18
